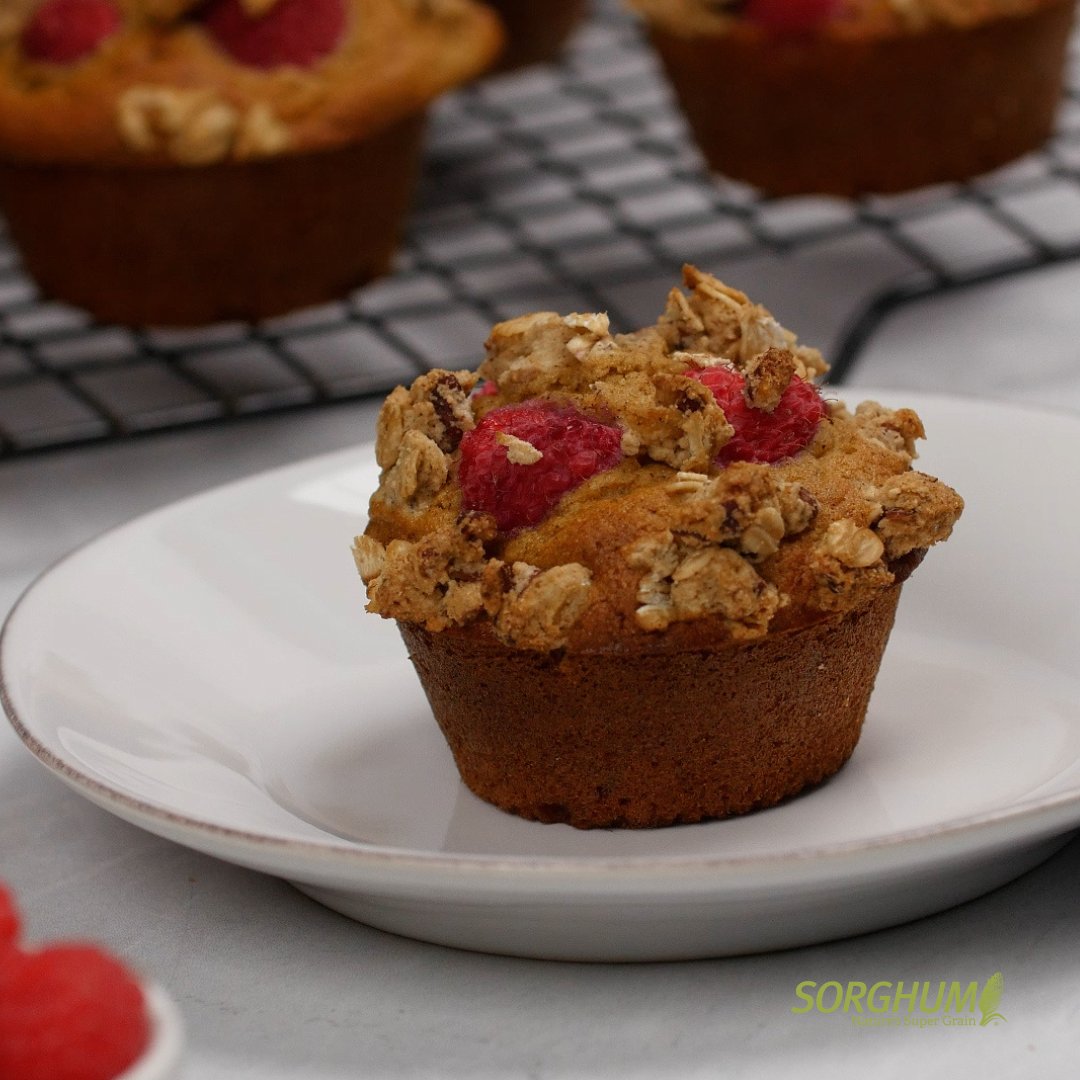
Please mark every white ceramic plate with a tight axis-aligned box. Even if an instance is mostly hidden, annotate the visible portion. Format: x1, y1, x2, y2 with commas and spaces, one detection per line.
4, 391, 1080, 961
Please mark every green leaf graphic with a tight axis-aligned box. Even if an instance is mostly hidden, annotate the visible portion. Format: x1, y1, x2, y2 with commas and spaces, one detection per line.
978, 972, 1006, 1026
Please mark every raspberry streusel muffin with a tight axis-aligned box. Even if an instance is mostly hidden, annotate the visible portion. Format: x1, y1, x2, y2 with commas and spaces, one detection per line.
0, 0, 501, 325
629, 0, 1075, 195
353, 267, 964, 828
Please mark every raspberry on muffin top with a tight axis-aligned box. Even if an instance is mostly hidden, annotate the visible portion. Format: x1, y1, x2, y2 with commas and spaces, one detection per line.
355, 266, 964, 652
20, 0, 123, 63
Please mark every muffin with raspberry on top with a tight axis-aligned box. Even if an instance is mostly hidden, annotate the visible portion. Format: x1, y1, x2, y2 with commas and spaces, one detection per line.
629, 0, 1075, 195
353, 266, 964, 829
0, 0, 502, 325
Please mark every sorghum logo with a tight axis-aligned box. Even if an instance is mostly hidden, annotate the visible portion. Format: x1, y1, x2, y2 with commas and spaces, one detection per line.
792, 972, 1007, 1028
977, 972, 1006, 1026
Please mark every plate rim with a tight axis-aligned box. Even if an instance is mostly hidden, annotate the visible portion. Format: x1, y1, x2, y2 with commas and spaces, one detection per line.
5, 388, 1080, 884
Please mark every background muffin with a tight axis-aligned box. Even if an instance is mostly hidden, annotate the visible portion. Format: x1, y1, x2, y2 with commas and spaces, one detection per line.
630, 0, 1075, 196
0, 0, 502, 325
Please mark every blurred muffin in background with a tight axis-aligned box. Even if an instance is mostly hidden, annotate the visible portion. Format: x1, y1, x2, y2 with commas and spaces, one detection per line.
629, 0, 1075, 196
483, 0, 587, 70
0, 0, 502, 326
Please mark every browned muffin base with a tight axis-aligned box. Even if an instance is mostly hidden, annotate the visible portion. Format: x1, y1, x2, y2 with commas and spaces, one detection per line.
485, 0, 587, 71
402, 580, 904, 829
650, 0, 1074, 196
0, 114, 425, 327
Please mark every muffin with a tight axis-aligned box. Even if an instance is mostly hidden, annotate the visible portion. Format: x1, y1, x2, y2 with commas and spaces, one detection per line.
484, 0, 587, 70
629, 0, 1075, 196
0, 0, 502, 326
353, 266, 964, 828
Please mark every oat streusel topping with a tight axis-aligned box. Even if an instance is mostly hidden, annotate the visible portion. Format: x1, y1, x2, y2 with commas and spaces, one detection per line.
115, 84, 291, 163
354, 513, 591, 649
358, 266, 963, 651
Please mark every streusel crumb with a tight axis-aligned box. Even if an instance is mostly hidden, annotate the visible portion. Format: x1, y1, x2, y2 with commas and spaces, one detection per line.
358, 266, 963, 650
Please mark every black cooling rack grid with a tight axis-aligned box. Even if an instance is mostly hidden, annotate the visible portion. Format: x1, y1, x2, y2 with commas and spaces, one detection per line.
3, 0, 1080, 456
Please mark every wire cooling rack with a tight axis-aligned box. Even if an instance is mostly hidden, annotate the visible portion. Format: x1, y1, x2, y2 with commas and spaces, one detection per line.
3, 2, 1080, 457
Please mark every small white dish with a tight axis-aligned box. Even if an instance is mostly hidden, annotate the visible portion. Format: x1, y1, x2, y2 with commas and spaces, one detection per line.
122, 983, 184, 1080
4, 391, 1080, 961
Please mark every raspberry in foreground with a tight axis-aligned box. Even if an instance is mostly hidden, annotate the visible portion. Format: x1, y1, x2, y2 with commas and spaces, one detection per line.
0, 883, 19, 953
688, 365, 827, 465
459, 400, 623, 532
203, 0, 348, 69
21, 0, 122, 64
745, 0, 838, 34
0, 945, 150, 1080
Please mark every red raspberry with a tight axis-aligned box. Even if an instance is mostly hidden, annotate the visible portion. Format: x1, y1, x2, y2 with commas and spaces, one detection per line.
745, 0, 838, 34
21, 0, 121, 64
688, 365, 827, 465
202, 0, 348, 69
459, 400, 623, 532
0, 883, 19, 953
0, 945, 150, 1080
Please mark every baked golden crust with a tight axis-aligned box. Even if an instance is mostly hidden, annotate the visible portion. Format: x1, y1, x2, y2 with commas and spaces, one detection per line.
358, 267, 964, 652
0, 0, 502, 165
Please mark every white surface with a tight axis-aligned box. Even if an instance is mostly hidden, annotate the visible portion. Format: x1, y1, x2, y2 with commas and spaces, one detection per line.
848, 261, 1080, 409
5, 397, 1080, 962
3, 267, 1080, 1072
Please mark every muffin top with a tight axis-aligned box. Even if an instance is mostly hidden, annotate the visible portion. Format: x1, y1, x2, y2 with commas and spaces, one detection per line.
629, 0, 1056, 39
0, 0, 501, 166
356, 267, 963, 653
